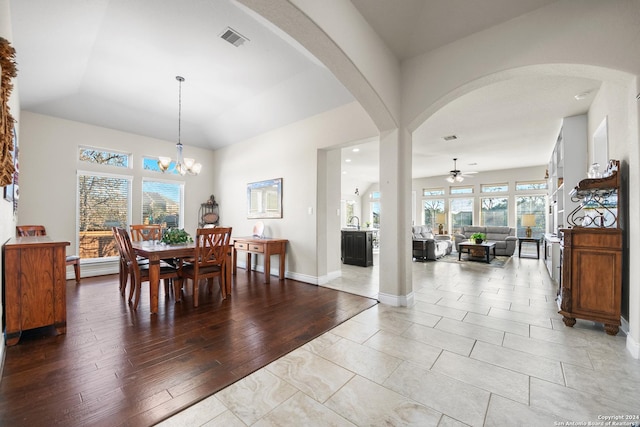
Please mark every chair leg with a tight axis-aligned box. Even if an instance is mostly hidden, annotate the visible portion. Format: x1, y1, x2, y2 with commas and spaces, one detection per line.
73, 260, 81, 282
174, 278, 183, 302
193, 279, 199, 308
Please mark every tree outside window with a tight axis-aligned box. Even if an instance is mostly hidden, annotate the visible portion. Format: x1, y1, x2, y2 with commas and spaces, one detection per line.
481, 197, 508, 226
78, 173, 130, 259
450, 198, 473, 234
423, 199, 444, 230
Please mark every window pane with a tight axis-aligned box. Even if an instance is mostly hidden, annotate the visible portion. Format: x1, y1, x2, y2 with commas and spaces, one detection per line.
481, 197, 508, 226
78, 173, 131, 259
371, 191, 381, 199
450, 198, 473, 234
481, 183, 508, 193
79, 147, 129, 167
516, 195, 547, 238
142, 180, 183, 228
516, 181, 548, 191
423, 199, 444, 229
450, 186, 473, 194
371, 201, 380, 228
423, 188, 445, 196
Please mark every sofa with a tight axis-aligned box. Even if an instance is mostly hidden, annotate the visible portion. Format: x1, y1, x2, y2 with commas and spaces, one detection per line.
412, 226, 453, 260
454, 226, 517, 256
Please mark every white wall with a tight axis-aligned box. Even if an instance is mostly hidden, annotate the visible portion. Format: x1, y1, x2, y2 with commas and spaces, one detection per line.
208, 101, 377, 282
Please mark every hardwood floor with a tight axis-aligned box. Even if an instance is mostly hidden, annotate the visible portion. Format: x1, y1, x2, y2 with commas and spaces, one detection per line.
0, 271, 377, 426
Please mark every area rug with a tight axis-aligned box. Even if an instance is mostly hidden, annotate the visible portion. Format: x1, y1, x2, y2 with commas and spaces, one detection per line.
437, 253, 513, 268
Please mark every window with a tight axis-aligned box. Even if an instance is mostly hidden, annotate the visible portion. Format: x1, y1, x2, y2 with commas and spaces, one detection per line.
481, 197, 508, 226
78, 172, 131, 259
516, 180, 548, 191
344, 200, 355, 227
450, 185, 473, 194
423, 188, 445, 196
423, 199, 444, 230
481, 183, 508, 193
370, 201, 380, 228
516, 195, 547, 238
79, 146, 129, 168
450, 198, 473, 234
142, 179, 184, 228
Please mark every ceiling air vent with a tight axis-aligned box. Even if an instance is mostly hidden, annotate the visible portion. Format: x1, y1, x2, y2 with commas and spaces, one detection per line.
220, 27, 249, 47
443, 135, 458, 141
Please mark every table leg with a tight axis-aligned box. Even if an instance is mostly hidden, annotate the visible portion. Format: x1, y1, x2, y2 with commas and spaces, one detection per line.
458, 249, 462, 261
486, 247, 490, 263
536, 241, 540, 259
232, 247, 238, 275
148, 259, 160, 314
264, 251, 271, 284
246, 253, 252, 272
225, 249, 232, 294
279, 245, 285, 280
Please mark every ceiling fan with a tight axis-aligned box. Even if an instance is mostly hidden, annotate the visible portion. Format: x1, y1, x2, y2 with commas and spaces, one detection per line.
446, 158, 474, 183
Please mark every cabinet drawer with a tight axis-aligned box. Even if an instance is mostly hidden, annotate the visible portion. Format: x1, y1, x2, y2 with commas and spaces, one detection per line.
235, 242, 249, 250
249, 243, 264, 253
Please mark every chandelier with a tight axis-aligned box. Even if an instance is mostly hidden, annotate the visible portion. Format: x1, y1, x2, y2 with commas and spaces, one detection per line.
158, 76, 202, 176
446, 158, 464, 183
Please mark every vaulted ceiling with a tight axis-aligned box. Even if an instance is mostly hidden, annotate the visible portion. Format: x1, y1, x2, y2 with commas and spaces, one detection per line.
10, 0, 603, 193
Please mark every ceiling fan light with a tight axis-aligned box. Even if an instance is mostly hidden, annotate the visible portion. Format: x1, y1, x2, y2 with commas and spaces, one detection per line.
446, 175, 455, 183
455, 175, 464, 182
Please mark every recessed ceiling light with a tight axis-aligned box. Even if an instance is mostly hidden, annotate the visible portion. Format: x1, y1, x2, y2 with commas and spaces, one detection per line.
468, 162, 477, 166
443, 135, 458, 141
574, 91, 591, 100
345, 159, 351, 163
342, 171, 347, 174
352, 148, 360, 152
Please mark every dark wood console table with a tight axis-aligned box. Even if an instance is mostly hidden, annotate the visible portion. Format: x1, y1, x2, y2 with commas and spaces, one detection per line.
2, 236, 70, 345
232, 236, 287, 284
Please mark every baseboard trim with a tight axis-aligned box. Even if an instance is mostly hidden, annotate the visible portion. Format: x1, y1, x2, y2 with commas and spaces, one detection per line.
626, 334, 640, 359
378, 291, 414, 307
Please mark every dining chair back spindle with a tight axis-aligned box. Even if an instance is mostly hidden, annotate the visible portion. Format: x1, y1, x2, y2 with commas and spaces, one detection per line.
16, 225, 81, 282
181, 227, 232, 308
129, 224, 162, 242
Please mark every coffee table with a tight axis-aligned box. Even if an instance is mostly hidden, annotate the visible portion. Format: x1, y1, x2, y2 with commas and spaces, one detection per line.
458, 240, 496, 263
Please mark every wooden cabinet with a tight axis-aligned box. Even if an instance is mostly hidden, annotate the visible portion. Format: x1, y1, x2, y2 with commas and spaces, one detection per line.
2, 236, 70, 345
341, 230, 373, 267
559, 228, 622, 335
558, 160, 622, 335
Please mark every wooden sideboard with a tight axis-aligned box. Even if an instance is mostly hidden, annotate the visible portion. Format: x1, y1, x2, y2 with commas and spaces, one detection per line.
559, 228, 622, 335
2, 236, 70, 345
232, 236, 287, 284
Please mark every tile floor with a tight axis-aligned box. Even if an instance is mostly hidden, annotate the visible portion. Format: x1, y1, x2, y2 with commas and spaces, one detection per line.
159, 249, 640, 426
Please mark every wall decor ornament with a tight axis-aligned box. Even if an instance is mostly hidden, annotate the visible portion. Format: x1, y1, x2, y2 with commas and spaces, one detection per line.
1, 37, 18, 188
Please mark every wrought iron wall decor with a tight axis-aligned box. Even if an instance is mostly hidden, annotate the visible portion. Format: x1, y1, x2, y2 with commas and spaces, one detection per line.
567, 159, 620, 228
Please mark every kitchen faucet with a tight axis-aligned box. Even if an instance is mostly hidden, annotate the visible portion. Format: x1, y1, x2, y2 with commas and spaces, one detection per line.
349, 216, 360, 230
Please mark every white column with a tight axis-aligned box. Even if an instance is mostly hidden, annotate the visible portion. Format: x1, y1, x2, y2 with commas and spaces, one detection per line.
378, 127, 414, 306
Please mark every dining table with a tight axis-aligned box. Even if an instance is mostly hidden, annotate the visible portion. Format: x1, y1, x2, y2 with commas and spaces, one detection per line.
132, 241, 232, 314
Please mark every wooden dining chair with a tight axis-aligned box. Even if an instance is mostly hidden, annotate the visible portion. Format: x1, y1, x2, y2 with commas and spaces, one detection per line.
129, 224, 162, 242
112, 227, 131, 297
16, 225, 81, 283
114, 227, 182, 310
181, 227, 232, 308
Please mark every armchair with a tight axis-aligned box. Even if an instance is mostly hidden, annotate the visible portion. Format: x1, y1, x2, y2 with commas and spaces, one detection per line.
412, 226, 452, 261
